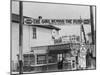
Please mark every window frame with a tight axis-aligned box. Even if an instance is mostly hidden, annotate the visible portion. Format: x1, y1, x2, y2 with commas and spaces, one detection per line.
37, 54, 46, 64
32, 27, 37, 39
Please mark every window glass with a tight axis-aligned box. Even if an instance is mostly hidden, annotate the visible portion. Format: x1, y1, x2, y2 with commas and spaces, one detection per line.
30, 55, 35, 65
37, 55, 46, 64
33, 27, 36, 39
23, 54, 35, 65
48, 54, 57, 63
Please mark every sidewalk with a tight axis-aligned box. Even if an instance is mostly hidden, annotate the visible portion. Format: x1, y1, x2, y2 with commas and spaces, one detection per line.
11, 67, 76, 75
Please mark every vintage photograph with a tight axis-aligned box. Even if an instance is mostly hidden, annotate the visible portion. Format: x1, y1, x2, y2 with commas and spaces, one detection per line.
11, 0, 96, 74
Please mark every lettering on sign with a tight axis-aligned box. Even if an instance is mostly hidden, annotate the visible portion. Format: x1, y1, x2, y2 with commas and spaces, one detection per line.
48, 44, 70, 50
24, 18, 90, 25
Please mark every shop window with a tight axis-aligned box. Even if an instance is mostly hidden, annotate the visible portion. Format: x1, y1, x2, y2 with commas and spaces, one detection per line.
32, 27, 36, 39
30, 54, 35, 65
48, 54, 57, 63
24, 55, 29, 66
23, 54, 35, 66
37, 55, 46, 64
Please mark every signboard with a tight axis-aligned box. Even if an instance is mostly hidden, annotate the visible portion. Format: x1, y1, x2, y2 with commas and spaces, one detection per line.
48, 44, 70, 51
34, 50, 47, 54
24, 18, 90, 25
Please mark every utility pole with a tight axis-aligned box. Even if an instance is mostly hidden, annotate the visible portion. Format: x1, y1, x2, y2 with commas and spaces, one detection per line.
80, 17, 86, 44
19, 1, 23, 74
81, 24, 87, 44
90, 6, 94, 44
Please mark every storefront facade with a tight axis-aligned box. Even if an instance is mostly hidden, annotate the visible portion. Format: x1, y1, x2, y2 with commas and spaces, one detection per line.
22, 43, 79, 72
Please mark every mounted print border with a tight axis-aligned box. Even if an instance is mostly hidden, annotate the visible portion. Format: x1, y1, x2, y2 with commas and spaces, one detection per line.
11, 0, 96, 74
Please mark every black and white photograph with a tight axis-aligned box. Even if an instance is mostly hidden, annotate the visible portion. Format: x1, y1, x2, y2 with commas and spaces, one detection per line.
11, 0, 96, 74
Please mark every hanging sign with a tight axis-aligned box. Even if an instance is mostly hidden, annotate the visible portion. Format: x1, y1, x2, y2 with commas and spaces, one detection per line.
24, 18, 90, 25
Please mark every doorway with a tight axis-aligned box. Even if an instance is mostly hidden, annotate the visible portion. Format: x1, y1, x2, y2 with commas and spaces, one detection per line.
57, 53, 63, 69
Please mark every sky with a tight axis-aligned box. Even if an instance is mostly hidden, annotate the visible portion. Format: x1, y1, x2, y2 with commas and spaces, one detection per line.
12, 1, 90, 18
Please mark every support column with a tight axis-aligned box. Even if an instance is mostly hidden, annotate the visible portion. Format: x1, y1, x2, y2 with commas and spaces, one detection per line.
19, 1, 23, 74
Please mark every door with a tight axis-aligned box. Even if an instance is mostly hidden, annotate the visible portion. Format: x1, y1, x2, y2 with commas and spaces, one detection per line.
57, 53, 63, 69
